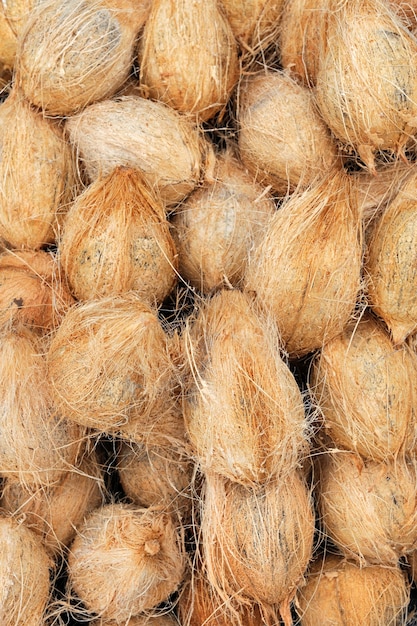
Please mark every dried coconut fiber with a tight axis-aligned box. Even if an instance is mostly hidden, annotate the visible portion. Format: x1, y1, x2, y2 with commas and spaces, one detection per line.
90, 614, 180, 625
0, 0, 37, 70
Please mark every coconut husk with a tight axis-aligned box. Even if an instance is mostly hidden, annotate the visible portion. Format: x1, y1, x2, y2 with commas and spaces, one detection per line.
315, 0, 417, 174
237, 70, 340, 196
65, 95, 212, 208
67, 502, 187, 622
171, 148, 275, 294
390, 0, 417, 31
0, 0, 38, 70
245, 167, 363, 358
295, 553, 410, 625
407, 549, 417, 584
59, 166, 178, 305
90, 613, 180, 625
310, 312, 417, 460
316, 450, 417, 565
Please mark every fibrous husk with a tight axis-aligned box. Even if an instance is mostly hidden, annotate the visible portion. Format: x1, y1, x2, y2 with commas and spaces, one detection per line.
138, 0, 239, 122
59, 166, 178, 305
0, 515, 52, 626
90, 613, 180, 625
65, 95, 211, 207
15, 0, 150, 116
316, 450, 417, 565
0, 0, 38, 69
295, 553, 410, 625
245, 167, 363, 358
67, 503, 187, 622
182, 289, 309, 485
237, 70, 340, 195
171, 148, 275, 294
309, 312, 417, 460
315, 0, 417, 173
0, 88, 77, 249
0, 249, 74, 333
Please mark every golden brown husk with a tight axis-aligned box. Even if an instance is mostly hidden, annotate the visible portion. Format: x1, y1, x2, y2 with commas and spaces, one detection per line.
310, 313, 417, 460
182, 289, 309, 485
67, 503, 187, 622
65, 95, 210, 207
316, 450, 417, 565
237, 70, 340, 195
0, 516, 52, 626
90, 614, 180, 626
171, 148, 275, 294
245, 167, 362, 358
296, 553, 410, 625
59, 166, 178, 305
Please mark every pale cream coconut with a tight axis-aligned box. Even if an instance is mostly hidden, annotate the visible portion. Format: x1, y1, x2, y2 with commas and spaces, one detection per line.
0, 515, 52, 626
67, 503, 187, 622
316, 0, 417, 173
66, 95, 211, 207
245, 167, 362, 358
317, 450, 417, 565
295, 553, 410, 625
59, 166, 178, 305
171, 148, 275, 294
237, 70, 340, 195
90, 614, 180, 625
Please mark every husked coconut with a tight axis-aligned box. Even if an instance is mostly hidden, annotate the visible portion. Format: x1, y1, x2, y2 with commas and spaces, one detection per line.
90, 614, 180, 625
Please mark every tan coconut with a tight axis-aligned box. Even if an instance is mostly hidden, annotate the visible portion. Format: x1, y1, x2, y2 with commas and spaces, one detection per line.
245, 167, 362, 358
67, 503, 187, 622
15, 0, 150, 116
171, 148, 275, 294
59, 166, 178, 305
237, 70, 340, 195
0, 0, 38, 70
315, 0, 417, 173
90, 614, 180, 626
66, 95, 211, 207
316, 450, 417, 565
0, 88, 77, 249
0, 515, 52, 626
310, 313, 417, 460
295, 553, 410, 625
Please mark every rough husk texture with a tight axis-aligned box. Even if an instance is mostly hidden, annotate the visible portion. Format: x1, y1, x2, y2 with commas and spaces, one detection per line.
245, 168, 362, 358
59, 166, 178, 305
90, 614, 180, 625
67, 503, 187, 622
66, 95, 210, 207
296, 553, 410, 625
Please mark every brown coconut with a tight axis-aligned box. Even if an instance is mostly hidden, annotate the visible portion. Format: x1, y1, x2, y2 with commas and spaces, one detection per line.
182, 289, 309, 485
237, 70, 340, 195
0, 88, 77, 249
245, 167, 363, 358
315, 0, 417, 173
90, 614, 180, 626
316, 450, 417, 565
59, 166, 178, 305
310, 313, 417, 460
67, 503, 187, 622
0, 515, 52, 626
15, 0, 150, 116
66, 95, 211, 207
295, 553, 410, 626
171, 148, 275, 294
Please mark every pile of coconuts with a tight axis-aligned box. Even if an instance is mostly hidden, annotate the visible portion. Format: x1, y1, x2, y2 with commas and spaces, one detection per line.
1, 0, 417, 624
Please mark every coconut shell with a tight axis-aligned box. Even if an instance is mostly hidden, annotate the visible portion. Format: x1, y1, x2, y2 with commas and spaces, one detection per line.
66, 95, 211, 207
90, 614, 180, 626
237, 70, 340, 195
59, 166, 178, 305
171, 148, 275, 294
296, 553, 410, 625
67, 503, 187, 621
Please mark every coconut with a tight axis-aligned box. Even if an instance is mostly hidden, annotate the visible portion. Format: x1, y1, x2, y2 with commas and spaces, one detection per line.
390, 0, 417, 31
0, 515, 52, 626
309, 312, 417, 460
171, 148, 275, 294
65, 95, 211, 207
90, 614, 180, 625
15, 0, 150, 116
0, 249, 75, 332
245, 167, 362, 358
67, 502, 187, 622
315, 0, 417, 174
237, 70, 340, 195
0, 0, 37, 69
316, 450, 417, 565
59, 166, 178, 305
295, 553, 410, 625
0, 88, 77, 249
